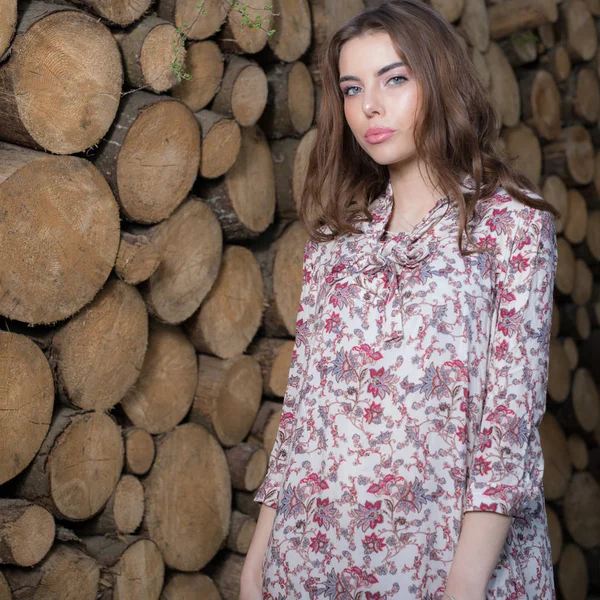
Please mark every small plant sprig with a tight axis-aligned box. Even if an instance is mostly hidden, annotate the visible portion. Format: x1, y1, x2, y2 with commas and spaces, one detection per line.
171, 0, 277, 83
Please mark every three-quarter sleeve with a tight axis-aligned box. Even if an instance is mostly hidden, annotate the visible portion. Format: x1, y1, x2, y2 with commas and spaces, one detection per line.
253, 235, 322, 510
463, 207, 558, 517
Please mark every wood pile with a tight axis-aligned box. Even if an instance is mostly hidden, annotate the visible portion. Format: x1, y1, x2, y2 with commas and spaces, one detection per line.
0, 0, 598, 598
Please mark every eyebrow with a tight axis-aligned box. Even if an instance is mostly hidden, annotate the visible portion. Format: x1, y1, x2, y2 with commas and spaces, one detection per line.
339, 61, 405, 84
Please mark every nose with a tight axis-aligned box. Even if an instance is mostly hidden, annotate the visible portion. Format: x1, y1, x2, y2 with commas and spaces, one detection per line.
362, 86, 383, 117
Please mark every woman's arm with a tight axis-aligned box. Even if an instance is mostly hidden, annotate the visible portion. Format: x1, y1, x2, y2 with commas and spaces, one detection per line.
240, 504, 276, 599
444, 511, 512, 600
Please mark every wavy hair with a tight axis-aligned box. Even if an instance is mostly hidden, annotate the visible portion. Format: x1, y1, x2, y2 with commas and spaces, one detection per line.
299, 0, 561, 255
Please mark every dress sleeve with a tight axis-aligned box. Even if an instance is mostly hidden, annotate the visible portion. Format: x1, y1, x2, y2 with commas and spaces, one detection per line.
253, 235, 321, 510
463, 207, 559, 517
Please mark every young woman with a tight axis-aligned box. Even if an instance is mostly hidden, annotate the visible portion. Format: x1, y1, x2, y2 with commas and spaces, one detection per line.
241, 1, 560, 599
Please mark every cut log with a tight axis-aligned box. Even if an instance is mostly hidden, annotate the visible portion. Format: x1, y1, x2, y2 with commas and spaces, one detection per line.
225, 443, 268, 492
571, 259, 593, 305
171, 41, 224, 113
78, 536, 164, 600
0, 572, 8, 600
0, 332, 53, 486
539, 44, 572, 81
191, 354, 262, 446
143, 423, 232, 571
0, 3, 122, 154
519, 70, 561, 140
579, 330, 600, 388
267, 0, 312, 63
501, 122, 541, 185
558, 303, 590, 341
499, 31, 538, 66
161, 572, 221, 600
430, 0, 465, 23
563, 189, 588, 245
537, 22, 555, 49
157, 0, 232, 40
458, 0, 489, 52
539, 411, 572, 500
226, 510, 256, 554
135, 198, 223, 324
247, 400, 283, 455
542, 175, 568, 233
308, 0, 360, 83
93, 91, 200, 224
197, 125, 276, 241
69, 0, 152, 25
557, 0, 597, 62
233, 490, 260, 520
571, 368, 599, 432
469, 47, 490, 89
115, 231, 160, 285
16, 408, 124, 521
121, 321, 197, 435
548, 339, 573, 404
247, 337, 295, 397
484, 42, 521, 127
542, 126, 595, 186
211, 55, 268, 126
546, 504, 562, 565
488, 0, 558, 39
567, 435, 589, 470
0, 500, 54, 567
254, 220, 309, 337
210, 551, 245, 600
49, 278, 148, 411
217, 3, 270, 54
2, 544, 99, 600
0, 143, 120, 325
562, 65, 600, 124
114, 15, 184, 92
75, 475, 144, 536
185, 245, 264, 358
259, 61, 315, 139
195, 110, 241, 179
124, 427, 155, 475
0, 0, 17, 60
558, 543, 589, 600
563, 471, 600, 549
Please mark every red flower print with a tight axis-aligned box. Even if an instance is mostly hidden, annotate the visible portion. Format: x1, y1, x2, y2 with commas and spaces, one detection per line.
479, 502, 499, 512
498, 306, 518, 337
509, 252, 530, 273
363, 532, 386, 553
366, 593, 387, 600
493, 338, 509, 361
324, 311, 341, 333
310, 531, 329, 553
364, 401, 383, 424
473, 456, 492, 476
478, 427, 493, 451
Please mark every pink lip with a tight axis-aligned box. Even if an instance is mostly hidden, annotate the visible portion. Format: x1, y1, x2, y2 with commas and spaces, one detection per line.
365, 128, 395, 144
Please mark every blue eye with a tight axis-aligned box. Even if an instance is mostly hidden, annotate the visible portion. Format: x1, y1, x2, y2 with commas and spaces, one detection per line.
388, 75, 407, 85
342, 75, 407, 97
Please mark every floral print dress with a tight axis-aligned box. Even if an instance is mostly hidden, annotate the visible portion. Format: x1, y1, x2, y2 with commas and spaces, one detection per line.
253, 179, 558, 600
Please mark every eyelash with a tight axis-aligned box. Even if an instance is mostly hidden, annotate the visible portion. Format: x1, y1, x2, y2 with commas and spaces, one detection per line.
342, 75, 408, 97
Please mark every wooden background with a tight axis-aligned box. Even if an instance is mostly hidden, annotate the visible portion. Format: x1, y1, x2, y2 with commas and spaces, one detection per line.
0, 0, 599, 598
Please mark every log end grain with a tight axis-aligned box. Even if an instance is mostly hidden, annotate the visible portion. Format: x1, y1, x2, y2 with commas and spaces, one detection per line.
141, 23, 185, 92
124, 427, 156, 475
161, 572, 221, 599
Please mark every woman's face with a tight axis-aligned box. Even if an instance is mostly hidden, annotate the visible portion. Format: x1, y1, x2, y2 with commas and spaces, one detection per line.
338, 31, 421, 168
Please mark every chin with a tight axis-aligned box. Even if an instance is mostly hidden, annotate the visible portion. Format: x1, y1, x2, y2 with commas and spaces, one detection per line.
363, 146, 417, 167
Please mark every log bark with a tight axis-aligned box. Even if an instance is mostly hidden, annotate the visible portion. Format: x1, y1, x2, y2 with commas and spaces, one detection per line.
0, 3, 122, 154
93, 91, 200, 224
0, 0, 17, 60
49, 278, 148, 411
191, 354, 262, 446
15, 408, 124, 521
217, 3, 270, 55
225, 510, 256, 554
74, 475, 145, 536
0, 500, 54, 567
161, 572, 221, 599
0, 143, 120, 325
134, 198, 223, 324
157, 0, 232, 41
2, 544, 100, 600
124, 427, 155, 476
0, 332, 53, 486
247, 400, 283, 455
489, 0, 558, 39
171, 41, 224, 113
114, 231, 160, 285
78, 536, 164, 600
209, 550, 245, 600
247, 337, 295, 397
184, 245, 264, 358
195, 110, 241, 179
114, 15, 184, 92
561, 65, 600, 124
254, 220, 309, 337
211, 55, 268, 126
519, 69, 561, 140
196, 125, 276, 241
267, 0, 312, 63
225, 443, 268, 492
143, 423, 232, 571
121, 321, 197, 434
259, 61, 315, 139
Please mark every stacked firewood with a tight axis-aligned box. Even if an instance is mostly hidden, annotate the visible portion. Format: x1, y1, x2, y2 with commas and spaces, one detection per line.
0, 0, 598, 598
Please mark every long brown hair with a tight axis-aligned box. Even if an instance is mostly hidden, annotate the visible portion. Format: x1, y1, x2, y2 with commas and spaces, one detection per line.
299, 0, 561, 255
